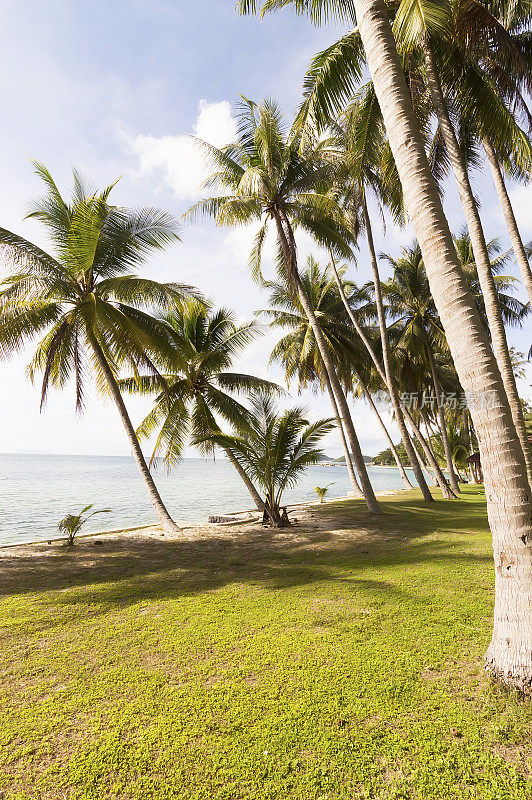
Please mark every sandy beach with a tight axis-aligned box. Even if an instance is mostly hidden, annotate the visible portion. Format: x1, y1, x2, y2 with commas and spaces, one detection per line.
0, 488, 407, 566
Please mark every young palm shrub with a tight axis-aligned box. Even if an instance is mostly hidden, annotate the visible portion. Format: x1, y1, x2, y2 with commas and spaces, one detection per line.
0, 164, 192, 533
119, 302, 281, 511
315, 483, 334, 503
198, 395, 335, 527
58, 505, 110, 546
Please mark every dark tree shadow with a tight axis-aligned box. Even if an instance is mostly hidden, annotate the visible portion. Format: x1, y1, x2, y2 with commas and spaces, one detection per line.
0, 488, 491, 617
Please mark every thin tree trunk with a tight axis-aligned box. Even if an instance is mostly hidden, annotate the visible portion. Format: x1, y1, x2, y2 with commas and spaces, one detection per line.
329, 246, 433, 501
409, 411, 456, 497
483, 138, 532, 305
87, 331, 180, 534
225, 448, 265, 512
272, 211, 381, 514
355, 0, 532, 690
422, 37, 532, 490
427, 348, 461, 493
322, 370, 364, 497
357, 374, 413, 488
296, 279, 381, 513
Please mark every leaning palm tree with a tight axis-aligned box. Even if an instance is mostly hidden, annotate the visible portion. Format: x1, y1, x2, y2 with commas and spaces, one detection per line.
323, 98, 433, 500
120, 302, 281, 512
263, 256, 368, 497
0, 164, 192, 533
245, 0, 532, 485
199, 394, 335, 527
239, 0, 532, 691
390, 0, 532, 486
186, 97, 381, 514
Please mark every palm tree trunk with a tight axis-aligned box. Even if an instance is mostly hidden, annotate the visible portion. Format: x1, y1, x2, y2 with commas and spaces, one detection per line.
273, 210, 382, 514
360, 195, 434, 500
87, 330, 180, 534
427, 347, 461, 493
296, 279, 381, 513
224, 448, 265, 512
409, 411, 456, 497
357, 374, 413, 489
483, 138, 532, 305
422, 37, 532, 490
329, 249, 433, 501
322, 371, 364, 497
355, 0, 532, 690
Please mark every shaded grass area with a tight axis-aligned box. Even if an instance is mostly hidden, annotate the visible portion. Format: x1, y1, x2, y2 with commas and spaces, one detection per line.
0, 485, 531, 799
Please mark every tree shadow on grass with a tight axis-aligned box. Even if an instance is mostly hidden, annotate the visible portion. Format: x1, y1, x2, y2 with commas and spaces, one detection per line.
0, 487, 491, 610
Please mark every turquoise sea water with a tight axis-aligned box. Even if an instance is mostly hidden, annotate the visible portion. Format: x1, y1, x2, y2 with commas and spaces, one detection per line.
0, 453, 421, 546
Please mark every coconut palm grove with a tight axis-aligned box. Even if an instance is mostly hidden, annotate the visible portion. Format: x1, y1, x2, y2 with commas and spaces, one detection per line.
1, 1, 532, 797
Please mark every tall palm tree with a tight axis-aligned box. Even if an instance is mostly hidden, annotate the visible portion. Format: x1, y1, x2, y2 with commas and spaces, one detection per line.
0, 164, 191, 533
119, 302, 281, 512
382, 238, 529, 494
353, 0, 532, 691
263, 256, 369, 496
323, 100, 433, 500
246, 0, 532, 483
239, 0, 532, 690
391, 0, 532, 486
186, 97, 381, 514
200, 394, 335, 527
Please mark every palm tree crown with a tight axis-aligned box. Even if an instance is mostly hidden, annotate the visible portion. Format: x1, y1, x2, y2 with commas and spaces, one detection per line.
0, 163, 189, 409
199, 394, 335, 526
120, 301, 280, 467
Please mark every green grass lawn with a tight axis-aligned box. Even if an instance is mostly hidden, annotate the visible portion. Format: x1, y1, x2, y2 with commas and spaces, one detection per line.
1, 485, 531, 799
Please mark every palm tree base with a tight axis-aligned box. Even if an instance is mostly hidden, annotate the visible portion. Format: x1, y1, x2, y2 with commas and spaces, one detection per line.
484, 659, 532, 695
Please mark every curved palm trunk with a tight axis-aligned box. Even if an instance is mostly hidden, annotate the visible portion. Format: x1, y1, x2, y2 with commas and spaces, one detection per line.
427, 347, 461, 493
357, 374, 413, 488
361, 195, 434, 500
296, 280, 381, 513
483, 139, 532, 305
355, 0, 532, 690
224, 448, 265, 512
329, 250, 433, 501
409, 411, 456, 497
87, 331, 180, 534
422, 38, 532, 490
322, 370, 364, 497
273, 211, 381, 514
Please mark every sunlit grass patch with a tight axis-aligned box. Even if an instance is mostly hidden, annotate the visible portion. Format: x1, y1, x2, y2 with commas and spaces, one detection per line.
1, 486, 531, 799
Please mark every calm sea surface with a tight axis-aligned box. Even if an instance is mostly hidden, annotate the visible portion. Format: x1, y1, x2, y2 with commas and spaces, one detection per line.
0, 453, 421, 546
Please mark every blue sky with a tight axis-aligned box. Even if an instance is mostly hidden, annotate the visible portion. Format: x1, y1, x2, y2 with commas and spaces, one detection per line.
0, 0, 530, 459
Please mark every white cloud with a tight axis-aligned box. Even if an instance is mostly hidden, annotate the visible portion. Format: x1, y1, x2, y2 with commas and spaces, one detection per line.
125, 100, 237, 200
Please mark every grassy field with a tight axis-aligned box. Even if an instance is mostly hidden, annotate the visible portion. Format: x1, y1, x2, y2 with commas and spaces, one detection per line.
1, 484, 531, 799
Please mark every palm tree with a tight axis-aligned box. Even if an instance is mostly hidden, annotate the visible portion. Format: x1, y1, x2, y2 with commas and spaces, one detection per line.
264, 257, 369, 496
0, 164, 192, 533
264, 257, 412, 490
432, 425, 470, 483
351, 0, 532, 691
58, 504, 111, 546
324, 97, 434, 499
186, 97, 381, 513
392, 0, 532, 486
199, 394, 335, 527
239, 0, 532, 690
119, 302, 281, 512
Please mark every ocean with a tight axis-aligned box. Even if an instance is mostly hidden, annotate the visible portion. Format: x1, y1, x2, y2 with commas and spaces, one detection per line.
0, 453, 419, 546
